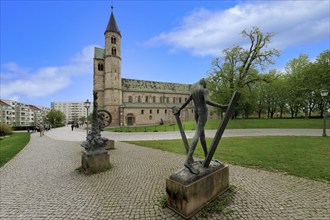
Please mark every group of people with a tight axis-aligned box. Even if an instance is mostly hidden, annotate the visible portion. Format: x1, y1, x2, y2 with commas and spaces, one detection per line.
35, 124, 50, 137
71, 123, 81, 131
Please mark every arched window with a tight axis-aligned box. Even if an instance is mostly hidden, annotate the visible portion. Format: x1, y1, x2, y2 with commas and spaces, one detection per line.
112, 47, 116, 56
153, 96, 156, 103
160, 97, 163, 103
138, 96, 141, 103
179, 97, 182, 103
128, 96, 133, 103
111, 36, 116, 44
98, 63, 104, 71
173, 97, 176, 103
145, 96, 149, 103
127, 113, 135, 126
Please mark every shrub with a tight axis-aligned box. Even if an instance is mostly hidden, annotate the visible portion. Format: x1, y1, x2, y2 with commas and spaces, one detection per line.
0, 123, 13, 136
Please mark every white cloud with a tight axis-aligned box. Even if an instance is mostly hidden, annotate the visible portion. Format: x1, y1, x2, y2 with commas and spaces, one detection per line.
148, 1, 329, 56
1, 45, 97, 99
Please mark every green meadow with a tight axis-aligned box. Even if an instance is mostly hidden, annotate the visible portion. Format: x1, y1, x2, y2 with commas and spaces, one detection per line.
106, 118, 329, 132
126, 136, 330, 181
0, 133, 30, 168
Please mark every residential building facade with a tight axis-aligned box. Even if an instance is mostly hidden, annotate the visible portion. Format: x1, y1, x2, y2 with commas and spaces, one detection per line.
0, 99, 50, 127
51, 102, 93, 124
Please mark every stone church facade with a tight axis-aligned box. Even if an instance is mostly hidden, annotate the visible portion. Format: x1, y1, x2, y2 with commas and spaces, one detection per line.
93, 9, 205, 126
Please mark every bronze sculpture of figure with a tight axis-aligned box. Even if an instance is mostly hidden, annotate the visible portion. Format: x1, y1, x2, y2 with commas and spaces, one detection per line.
173, 78, 228, 174
81, 91, 109, 153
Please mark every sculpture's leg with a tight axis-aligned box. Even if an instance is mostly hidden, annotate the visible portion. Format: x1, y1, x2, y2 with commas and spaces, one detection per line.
200, 129, 208, 157
184, 115, 206, 175
183, 131, 199, 174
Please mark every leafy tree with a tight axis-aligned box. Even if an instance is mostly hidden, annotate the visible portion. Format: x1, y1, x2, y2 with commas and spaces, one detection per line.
275, 76, 290, 118
312, 50, 330, 116
239, 87, 257, 118
285, 54, 311, 118
254, 82, 267, 118
46, 109, 65, 127
208, 27, 280, 117
79, 116, 86, 124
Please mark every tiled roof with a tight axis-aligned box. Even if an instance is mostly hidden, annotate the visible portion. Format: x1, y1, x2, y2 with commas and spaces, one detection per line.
121, 102, 186, 109
122, 78, 191, 94
0, 100, 11, 107
94, 47, 105, 59
29, 105, 41, 111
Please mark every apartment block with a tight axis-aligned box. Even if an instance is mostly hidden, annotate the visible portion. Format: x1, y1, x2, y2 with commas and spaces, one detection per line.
0, 99, 50, 127
51, 102, 93, 124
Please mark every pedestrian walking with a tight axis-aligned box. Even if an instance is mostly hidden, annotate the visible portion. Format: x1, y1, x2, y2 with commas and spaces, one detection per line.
38, 124, 45, 137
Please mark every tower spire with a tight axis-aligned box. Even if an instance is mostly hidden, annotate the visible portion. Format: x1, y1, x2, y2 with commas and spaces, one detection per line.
105, 5, 121, 36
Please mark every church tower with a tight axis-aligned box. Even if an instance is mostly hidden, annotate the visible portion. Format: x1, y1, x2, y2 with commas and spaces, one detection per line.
103, 6, 122, 126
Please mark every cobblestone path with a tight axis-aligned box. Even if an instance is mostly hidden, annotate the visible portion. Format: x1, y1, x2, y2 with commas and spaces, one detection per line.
0, 132, 329, 219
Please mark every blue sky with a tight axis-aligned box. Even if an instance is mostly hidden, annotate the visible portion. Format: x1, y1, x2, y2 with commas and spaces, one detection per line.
1, 0, 329, 108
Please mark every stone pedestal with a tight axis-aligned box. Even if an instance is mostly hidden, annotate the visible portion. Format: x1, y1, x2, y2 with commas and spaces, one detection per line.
166, 161, 229, 219
105, 140, 115, 150
81, 151, 110, 174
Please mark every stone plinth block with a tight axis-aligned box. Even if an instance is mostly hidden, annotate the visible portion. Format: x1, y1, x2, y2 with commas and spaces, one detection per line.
81, 151, 110, 174
105, 140, 115, 150
166, 162, 229, 219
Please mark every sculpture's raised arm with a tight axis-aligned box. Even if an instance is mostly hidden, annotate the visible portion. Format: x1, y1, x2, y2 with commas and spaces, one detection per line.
206, 100, 228, 109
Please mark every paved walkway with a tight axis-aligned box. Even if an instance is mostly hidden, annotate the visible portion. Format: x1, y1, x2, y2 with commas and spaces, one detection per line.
0, 129, 329, 219
46, 125, 328, 141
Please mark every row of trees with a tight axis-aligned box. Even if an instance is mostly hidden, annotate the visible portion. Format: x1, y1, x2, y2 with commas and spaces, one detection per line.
208, 27, 329, 119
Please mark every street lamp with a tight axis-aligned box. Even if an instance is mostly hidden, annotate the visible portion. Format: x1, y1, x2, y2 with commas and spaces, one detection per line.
320, 89, 328, 137
84, 99, 91, 136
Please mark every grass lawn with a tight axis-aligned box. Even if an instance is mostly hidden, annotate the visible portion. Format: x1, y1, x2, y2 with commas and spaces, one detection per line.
0, 133, 30, 168
105, 118, 330, 132
126, 136, 330, 181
